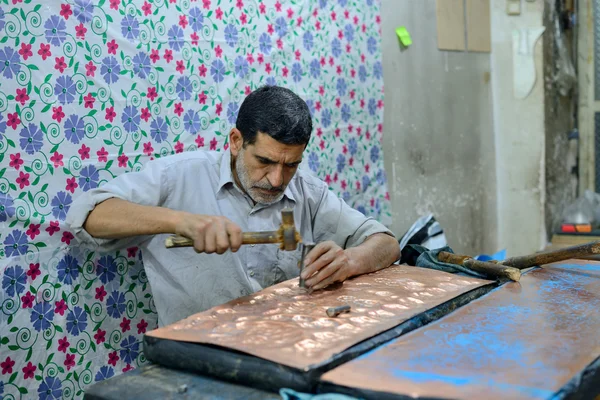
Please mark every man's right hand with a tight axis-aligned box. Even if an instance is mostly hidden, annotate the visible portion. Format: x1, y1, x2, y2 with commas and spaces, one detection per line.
175, 214, 243, 254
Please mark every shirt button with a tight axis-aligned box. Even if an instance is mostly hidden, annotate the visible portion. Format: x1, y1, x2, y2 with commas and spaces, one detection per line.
251, 244, 255, 247
249, 270, 255, 277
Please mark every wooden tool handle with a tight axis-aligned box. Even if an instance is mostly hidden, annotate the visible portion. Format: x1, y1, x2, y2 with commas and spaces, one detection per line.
165, 231, 280, 248
241, 231, 279, 244
438, 251, 521, 282
463, 258, 521, 282
501, 241, 600, 269
165, 235, 194, 248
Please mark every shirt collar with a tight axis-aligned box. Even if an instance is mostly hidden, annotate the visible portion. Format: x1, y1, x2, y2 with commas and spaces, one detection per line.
217, 150, 296, 203
217, 150, 234, 193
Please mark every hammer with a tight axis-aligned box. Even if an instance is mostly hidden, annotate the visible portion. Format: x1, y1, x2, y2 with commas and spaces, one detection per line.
164, 209, 302, 251
438, 240, 600, 282
498, 240, 600, 269
437, 251, 522, 282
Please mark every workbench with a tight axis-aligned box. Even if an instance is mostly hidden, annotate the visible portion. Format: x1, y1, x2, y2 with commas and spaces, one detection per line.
84, 363, 279, 400
84, 260, 600, 400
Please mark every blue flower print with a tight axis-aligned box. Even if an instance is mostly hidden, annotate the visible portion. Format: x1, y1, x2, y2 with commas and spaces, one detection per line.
19, 123, 43, 154
78, 165, 99, 192
106, 290, 126, 319
2, 265, 26, 297
227, 102, 239, 125
224, 24, 238, 47
54, 75, 77, 104
95, 366, 115, 382
308, 152, 319, 172
57, 254, 79, 285
189, 7, 203, 31
30, 302, 54, 332
120, 335, 140, 364
44, 16, 67, 47
121, 15, 140, 40
259, 33, 272, 55
74, 0, 93, 23
132, 52, 151, 78
176, 76, 192, 101
183, 110, 201, 134
101, 56, 121, 85
97, 255, 117, 284
64, 114, 85, 144
51, 191, 72, 221
38, 376, 62, 400
4, 230, 28, 258
0, 46, 21, 79
121, 106, 140, 133
151, 117, 168, 143
211, 59, 225, 82
168, 24, 184, 51
0, 193, 15, 223
66, 306, 88, 336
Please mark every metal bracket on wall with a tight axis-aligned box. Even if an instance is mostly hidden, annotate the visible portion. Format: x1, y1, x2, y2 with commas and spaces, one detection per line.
507, 0, 521, 15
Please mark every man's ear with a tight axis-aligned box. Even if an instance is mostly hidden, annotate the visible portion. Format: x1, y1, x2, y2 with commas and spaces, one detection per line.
229, 128, 243, 156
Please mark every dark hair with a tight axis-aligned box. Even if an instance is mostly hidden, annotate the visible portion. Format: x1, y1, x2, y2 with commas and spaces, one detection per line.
236, 86, 313, 146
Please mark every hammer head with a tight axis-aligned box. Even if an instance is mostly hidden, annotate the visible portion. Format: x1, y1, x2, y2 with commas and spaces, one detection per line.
280, 209, 301, 251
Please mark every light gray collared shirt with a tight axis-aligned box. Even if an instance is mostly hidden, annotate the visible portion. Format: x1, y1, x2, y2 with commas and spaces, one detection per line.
66, 150, 393, 326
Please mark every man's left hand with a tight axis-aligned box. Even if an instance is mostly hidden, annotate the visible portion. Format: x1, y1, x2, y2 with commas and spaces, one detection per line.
300, 241, 357, 290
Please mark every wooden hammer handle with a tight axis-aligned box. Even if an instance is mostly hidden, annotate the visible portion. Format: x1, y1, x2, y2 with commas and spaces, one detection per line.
165, 235, 194, 248
438, 251, 521, 282
165, 231, 279, 249
463, 258, 521, 282
501, 241, 600, 269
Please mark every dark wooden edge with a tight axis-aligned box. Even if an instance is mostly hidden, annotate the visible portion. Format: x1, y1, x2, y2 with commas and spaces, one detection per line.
143, 336, 310, 393
557, 352, 600, 400
316, 381, 454, 400
143, 282, 499, 394
83, 363, 280, 400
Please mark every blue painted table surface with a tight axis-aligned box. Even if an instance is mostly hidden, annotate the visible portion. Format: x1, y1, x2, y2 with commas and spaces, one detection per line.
320, 260, 600, 400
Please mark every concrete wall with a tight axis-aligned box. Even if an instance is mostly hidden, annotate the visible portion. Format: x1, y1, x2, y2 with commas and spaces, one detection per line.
380, 0, 498, 256
543, 3, 577, 238
381, 0, 548, 257
578, 0, 597, 194
490, 0, 547, 255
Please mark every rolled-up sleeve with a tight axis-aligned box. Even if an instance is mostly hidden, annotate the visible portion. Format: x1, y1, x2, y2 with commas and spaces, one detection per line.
65, 159, 169, 251
310, 182, 394, 249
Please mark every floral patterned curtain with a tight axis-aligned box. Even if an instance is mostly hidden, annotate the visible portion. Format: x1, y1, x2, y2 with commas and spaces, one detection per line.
0, 0, 388, 398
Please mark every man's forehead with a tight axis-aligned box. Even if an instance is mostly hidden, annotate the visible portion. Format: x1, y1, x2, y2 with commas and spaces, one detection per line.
251, 132, 305, 162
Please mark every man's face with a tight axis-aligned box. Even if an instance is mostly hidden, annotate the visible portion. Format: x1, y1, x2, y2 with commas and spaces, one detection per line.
231, 131, 305, 204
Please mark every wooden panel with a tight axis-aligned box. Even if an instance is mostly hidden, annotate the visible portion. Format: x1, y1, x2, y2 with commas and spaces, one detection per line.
466, 0, 491, 52
321, 260, 600, 399
436, 0, 466, 51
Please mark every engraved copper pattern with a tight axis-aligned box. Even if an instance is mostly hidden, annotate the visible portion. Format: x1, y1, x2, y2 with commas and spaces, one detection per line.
146, 265, 489, 370
321, 260, 600, 399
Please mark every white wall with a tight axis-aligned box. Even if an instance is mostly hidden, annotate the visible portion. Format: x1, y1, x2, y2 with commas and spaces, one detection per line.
381, 0, 547, 257
381, 0, 498, 256
490, 0, 547, 256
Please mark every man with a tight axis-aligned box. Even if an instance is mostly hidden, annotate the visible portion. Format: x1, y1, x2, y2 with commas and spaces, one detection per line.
66, 86, 399, 326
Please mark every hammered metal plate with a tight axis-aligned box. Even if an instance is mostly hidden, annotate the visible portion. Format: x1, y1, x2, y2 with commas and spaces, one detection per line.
321, 260, 600, 399
145, 265, 489, 370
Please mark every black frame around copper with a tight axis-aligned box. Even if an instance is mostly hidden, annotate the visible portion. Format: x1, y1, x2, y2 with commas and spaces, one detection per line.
143, 281, 496, 393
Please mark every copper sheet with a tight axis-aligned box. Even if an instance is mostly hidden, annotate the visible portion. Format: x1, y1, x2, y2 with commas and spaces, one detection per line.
322, 260, 600, 399
145, 265, 489, 370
